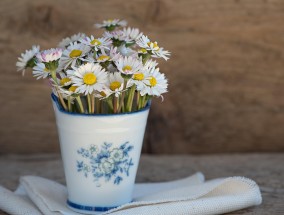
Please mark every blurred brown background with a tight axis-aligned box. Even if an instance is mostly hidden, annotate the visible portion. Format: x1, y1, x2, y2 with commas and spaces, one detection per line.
1, 0, 284, 154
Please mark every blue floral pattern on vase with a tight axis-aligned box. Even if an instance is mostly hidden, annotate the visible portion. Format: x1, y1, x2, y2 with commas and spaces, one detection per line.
76, 142, 134, 186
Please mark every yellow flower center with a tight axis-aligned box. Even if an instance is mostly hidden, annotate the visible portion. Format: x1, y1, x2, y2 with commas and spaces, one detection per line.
123, 65, 132, 72
133, 73, 144, 81
149, 76, 157, 87
69, 86, 78, 92
83, 73, 97, 85
107, 19, 114, 22
90, 39, 101, 46
100, 91, 106, 97
44, 68, 49, 73
147, 42, 159, 50
110, 81, 121, 91
69, 49, 82, 58
139, 48, 147, 54
60, 77, 71, 86
97, 55, 110, 61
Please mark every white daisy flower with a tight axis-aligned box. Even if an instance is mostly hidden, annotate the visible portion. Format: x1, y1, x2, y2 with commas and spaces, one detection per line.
59, 42, 91, 69
137, 68, 168, 97
93, 88, 108, 99
52, 85, 76, 103
138, 48, 148, 56
143, 59, 159, 72
96, 46, 122, 63
66, 69, 76, 77
115, 56, 143, 76
66, 85, 79, 96
122, 27, 142, 44
129, 69, 149, 89
96, 54, 111, 63
16, 45, 40, 75
84, 51, 96, 63
58, 33, 86, 48
103, 30, 126, 44
129, 59, 158, 89
92, 85, 117, 99
80, 36, 112, 51
117, 45, 137, 57
58, 72, 72, 87
32, 63, 52, 79
95, 19, 127, 30
109, 47, 122, 61
129, 59, 158, 88
71, 63, 108, 95
36, 48, 62, 63
152, 48, 171, 61
136, 35, 170, 61
95, 49, 111, 63
105, 72, 125, 97
136, 35, 158, 51
86, 48, 120, 64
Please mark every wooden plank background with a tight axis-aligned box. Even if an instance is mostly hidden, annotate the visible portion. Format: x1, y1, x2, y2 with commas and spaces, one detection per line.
1, 0, 284, 154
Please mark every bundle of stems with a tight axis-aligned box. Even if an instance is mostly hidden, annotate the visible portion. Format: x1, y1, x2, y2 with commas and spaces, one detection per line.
57, 88, 150, 114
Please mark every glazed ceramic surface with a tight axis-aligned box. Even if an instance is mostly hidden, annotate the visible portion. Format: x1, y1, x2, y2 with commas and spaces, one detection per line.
52, 95, 150, 214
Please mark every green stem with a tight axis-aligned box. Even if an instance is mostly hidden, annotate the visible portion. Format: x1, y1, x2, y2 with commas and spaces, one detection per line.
126, 85, 136, 112
144, 95, 148, 108
113, 96, 118, 114
50, 70, 68, 111
75, 96, 84, 114
106, 98, 113, 112
121, 101, 125, 112
140, 95, 146, 109
118, 79, 128, 113
100, 100, 105, 114
56, 87, 67, 111
142, 53, 151, 65
51, 70, 58, 84
93, 51, 97, 59
67, 97, 72, 112
87, 94, 92, 114
136, 92, 140, 110
95, 98, 100, 114
138, 95, 142, 109
91, 94, 95, 114
143, 95, 149, 108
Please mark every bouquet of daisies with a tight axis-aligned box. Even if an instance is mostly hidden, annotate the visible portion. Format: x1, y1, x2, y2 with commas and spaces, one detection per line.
16, 19, 170, 114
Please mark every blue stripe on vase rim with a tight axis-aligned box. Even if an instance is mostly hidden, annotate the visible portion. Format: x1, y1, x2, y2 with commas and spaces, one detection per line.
51, 93, 151, 117
67, 199, 122, 212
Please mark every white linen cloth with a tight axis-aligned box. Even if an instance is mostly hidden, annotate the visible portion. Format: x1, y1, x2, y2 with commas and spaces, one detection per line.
0, 173, 262, 215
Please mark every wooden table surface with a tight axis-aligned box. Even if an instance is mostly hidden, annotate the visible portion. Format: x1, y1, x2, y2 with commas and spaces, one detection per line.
0, 153, 283, 214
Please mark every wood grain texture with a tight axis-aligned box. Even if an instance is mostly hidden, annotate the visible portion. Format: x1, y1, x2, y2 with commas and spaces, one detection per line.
1, 0, 284, 154
0, 153, 283, 214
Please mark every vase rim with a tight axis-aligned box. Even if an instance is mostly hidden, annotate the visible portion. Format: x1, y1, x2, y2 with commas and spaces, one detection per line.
51, 93, 151, 117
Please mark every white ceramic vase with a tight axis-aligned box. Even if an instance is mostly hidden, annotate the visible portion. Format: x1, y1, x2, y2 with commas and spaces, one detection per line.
51, 94, 150, 214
